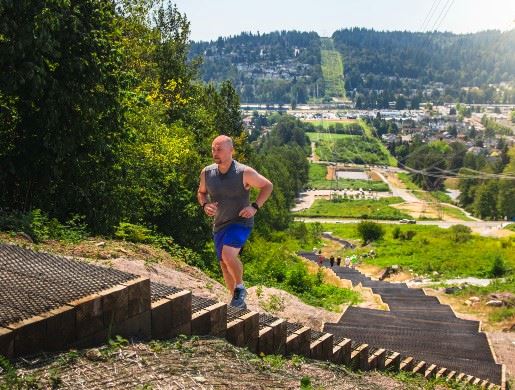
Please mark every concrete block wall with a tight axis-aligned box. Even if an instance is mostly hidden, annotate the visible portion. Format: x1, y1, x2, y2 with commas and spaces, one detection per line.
1, 278, 504, 390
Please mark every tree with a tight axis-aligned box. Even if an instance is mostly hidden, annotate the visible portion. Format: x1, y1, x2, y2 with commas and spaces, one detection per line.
407, 143, 449, 190
357, 221, 384, 245
0, 0, 127, 231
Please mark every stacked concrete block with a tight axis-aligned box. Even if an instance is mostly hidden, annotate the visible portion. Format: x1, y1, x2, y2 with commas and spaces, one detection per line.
285, 323, 311, 357
332, 337, 352, 365
226, 307, 259, 352
190, 296, 227, 337
257, 313, 286, 355
151, 288, 192, 339
309, 330, 334, 361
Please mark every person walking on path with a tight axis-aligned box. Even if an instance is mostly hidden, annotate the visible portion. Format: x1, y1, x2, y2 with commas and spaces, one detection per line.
329, 255, 335, 267
336, 256, 341, 266
317, 250, 324, 266
198, 135, 273, 309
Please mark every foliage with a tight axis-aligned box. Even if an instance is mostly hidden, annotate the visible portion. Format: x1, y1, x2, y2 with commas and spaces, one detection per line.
0, 208, 88, 243
356, 221, 384, 245
333, 28, 515, 106
449, 224, 472, 243
242, 235, 360, 310
320, 38, 345, 99
316, 136, 391, 165
490, 255, 509, 278
0, 1, 250, 252
324, 223, 515, 278
296, 197, 411, 220
189, 30, 322, 104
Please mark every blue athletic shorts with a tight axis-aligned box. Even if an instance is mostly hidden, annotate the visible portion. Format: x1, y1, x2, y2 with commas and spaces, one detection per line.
213, 224, 252, 261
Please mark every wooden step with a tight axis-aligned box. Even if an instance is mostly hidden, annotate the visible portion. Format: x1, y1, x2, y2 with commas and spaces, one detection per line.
400, 356, 414, 371
368, 348, 386, 370
412, 360, 427, 375
435, 367, 448, 378
424, 363, 437, 378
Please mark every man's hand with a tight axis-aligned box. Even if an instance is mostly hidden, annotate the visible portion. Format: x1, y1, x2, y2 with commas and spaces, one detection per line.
239, 205, 257, 218
204, 202, 218, 217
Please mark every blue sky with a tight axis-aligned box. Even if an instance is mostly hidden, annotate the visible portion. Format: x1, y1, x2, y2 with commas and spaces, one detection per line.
171, 0, 515, 42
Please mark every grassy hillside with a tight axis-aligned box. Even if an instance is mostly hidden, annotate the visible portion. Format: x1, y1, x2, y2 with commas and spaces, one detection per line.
297, 197, 410, 220
320, 37, 346, 99
323, 223, 515, 279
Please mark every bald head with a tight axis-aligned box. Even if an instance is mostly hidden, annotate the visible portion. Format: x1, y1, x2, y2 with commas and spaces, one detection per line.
212, 135, 233, 148
211, 135, 234, 165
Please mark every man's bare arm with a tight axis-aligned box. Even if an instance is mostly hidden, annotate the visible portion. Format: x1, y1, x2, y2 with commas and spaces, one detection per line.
244, 167, 273, 208
198, 169, 217, 216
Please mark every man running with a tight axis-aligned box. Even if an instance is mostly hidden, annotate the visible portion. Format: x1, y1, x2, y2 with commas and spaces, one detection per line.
198, 135, 273, 309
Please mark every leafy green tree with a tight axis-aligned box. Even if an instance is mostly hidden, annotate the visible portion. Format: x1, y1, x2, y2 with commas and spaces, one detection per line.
357, 221, 384, 245
406, 143, 449, 190
0, 0, 127, 232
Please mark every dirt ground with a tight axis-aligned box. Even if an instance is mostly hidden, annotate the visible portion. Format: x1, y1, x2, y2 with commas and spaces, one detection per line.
2, 338, 430, 390
391, 201, 460, 221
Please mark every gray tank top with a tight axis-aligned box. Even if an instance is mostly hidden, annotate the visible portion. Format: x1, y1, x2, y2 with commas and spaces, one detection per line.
204, 160, 254, 232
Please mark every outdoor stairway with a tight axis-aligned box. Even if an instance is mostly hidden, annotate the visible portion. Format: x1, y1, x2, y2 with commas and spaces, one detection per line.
297, 251, 505, 388
0, 244, 505, 389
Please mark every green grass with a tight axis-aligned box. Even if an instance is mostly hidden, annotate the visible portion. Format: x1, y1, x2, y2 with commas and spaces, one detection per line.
316, 135, 391, 165
243, 233, 361, 311
439, 204, 474, 221
397, 172, 419, 191
307, 164, 389, 191
308, 132, 354, 140
505, 223, 515, 232
320, 38, 345, 98
359, 120, 397, 166
296, 197, 411, 220
322, 223, 515, 278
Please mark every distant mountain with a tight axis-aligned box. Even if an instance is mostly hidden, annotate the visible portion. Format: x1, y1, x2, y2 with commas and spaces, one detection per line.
189, 29, 515, 106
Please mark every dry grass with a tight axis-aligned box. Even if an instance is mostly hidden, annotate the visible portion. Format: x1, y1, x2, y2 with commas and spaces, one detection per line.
1, 338, 416, 390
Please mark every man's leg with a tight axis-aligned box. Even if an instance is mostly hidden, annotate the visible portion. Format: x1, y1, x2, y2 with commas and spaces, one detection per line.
221, 245, 244, 290
220, 259, 237, 293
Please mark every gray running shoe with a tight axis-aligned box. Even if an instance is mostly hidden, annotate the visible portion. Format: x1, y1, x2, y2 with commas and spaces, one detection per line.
230, 287, 247, 309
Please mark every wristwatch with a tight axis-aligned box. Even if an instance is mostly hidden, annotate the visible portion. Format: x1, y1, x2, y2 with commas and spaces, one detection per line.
251, 202, 260, 211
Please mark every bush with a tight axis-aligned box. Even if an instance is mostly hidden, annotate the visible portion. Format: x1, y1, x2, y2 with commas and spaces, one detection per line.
114, 222, 153, 243
392, 226, 401, 239
449, 224, 472, 243
0, 208, 87, 243
357, 221, 384, 245
286, 266, 312, 293
490, 255, 508, 278
399, 230, 416, 241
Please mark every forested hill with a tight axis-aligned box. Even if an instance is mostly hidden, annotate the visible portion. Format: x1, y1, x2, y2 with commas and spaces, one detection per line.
189, 28, 515, 106
334, 28, 515, 106
189, 31, 322, 104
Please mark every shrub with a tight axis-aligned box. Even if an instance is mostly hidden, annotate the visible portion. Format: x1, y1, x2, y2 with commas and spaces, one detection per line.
449, 224, 472, 243
490, 255, 508, 278
392, 226, 401, 239
357, 221, 384, 245
114, 222, 153, 243
399, 230, 416, 241
286, 266, 312, 293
